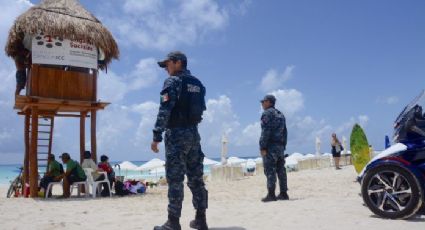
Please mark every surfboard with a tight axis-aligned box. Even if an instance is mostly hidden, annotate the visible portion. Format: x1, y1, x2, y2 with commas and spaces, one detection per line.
350, 124, 370, 173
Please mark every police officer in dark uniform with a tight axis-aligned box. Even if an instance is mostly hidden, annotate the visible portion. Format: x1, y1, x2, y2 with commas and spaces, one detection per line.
259, 95, 289, 202
152, 51, 208, 230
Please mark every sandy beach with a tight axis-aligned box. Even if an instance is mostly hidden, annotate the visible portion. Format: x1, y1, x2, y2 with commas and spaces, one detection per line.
0, 165, 423, 230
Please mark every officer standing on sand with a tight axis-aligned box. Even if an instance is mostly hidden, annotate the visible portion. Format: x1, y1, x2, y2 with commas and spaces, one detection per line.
152, 51, 208, 230
259, 95, 289, 202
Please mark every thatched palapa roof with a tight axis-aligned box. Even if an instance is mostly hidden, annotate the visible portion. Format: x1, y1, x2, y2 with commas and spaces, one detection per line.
5, 0, 119, 67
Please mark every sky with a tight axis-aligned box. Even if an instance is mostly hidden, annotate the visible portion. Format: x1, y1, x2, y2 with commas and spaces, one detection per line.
0, 0, 425, 164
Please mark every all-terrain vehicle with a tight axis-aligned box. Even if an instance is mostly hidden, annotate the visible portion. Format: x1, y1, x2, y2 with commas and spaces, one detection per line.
358, 91, 425, 219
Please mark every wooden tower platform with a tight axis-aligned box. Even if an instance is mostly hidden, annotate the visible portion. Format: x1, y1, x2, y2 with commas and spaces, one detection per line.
15, 64, 109, 198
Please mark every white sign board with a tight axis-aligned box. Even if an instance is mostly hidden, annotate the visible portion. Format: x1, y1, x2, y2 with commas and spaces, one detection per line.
32, 33, 98, 69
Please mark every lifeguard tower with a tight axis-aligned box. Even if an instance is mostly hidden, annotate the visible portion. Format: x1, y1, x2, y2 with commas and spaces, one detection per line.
5, 0, 119, 198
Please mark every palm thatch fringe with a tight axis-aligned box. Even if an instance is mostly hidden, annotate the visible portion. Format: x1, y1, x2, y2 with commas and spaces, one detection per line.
5, 0, 119, 67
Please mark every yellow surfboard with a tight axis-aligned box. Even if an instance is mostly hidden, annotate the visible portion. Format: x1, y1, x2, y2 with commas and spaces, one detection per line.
350, 124, 370, 173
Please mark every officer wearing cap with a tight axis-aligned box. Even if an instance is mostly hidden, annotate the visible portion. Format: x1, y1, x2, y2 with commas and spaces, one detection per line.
259, 95, 289, 202
152, 51, 208, 230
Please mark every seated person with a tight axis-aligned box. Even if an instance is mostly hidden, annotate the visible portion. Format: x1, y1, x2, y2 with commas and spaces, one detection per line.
57, 152, 87, 198
81, 150, 104, 181
38, 154, 63, 197
98, 155, 115, 196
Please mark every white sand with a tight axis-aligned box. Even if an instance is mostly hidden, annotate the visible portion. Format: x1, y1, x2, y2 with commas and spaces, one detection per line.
0, 166, 423, 230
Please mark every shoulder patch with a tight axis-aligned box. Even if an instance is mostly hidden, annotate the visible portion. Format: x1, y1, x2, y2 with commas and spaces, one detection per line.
161, 93, 169, 103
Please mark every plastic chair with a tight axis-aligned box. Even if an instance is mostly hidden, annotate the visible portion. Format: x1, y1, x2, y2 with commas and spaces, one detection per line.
84, 168, 112, 198
69, 174, 90, 198
45, 181, 63, 198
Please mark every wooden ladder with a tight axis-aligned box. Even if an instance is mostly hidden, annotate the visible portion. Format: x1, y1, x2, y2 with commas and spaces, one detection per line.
29, 116, 54, 175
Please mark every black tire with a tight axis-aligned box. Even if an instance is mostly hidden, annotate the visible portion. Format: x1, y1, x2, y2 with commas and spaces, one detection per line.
6, 178, 18, 198
361, 164, 423, 219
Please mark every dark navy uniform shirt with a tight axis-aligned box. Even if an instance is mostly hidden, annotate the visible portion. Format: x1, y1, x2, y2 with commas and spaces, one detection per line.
259, 107, 288, 150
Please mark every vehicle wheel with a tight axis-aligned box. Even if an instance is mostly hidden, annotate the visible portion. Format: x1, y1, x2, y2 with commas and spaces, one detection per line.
6, 178, 18, 198
361, 165, 423, 219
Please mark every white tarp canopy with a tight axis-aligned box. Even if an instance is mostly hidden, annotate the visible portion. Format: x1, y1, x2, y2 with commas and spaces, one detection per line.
118, 161, 138, 171
254, 157, 263, 163
245, 159, 256, 168
226, 157, 247, 165
203, 157, 219, 166
137, 158, 165, 171
149, 166, 165, 175
322, 153, 332, 157
303, 154, 315, 159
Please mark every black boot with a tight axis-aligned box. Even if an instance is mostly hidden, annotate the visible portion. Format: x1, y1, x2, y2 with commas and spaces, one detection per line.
277, 191, 289, 200
154, 215, 181, 230
190, 209, 208, 230
261, 188, 277, 202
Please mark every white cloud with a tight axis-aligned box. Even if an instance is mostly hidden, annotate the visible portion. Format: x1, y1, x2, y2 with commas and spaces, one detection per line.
127, 58, 161, 90
201, 95, 240, 148
376, 96, 399, 105
98, 71, 128, 103
104, 0, 232, 50
97, 57, 160, 103
131, 101, 160, 150
0, 129, 12, 143
269, 89, 304, 117
335, 115, 369, 134
386, 96, 399, 105
0, 0, 32, 41
235, 122, 260, 146
123, 0, 163, 14
96, 105, 135, 154
358, 115, 369, 127
259, 65, 294, 92
0, 0, 32, 163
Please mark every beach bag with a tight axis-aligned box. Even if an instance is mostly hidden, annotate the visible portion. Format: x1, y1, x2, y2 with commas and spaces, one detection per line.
114, 181, 130, 196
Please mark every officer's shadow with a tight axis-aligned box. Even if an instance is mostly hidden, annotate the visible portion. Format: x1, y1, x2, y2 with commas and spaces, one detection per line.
209, 227, 246, 230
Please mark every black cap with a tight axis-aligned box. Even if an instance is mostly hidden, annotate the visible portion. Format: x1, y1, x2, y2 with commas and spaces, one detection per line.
157, 51, 187, 68
59, 152, 70, 160
260, 95, 276, 104
48, 154, 55, 160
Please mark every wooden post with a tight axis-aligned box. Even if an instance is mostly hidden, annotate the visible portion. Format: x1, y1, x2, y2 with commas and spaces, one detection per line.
23, 112, 30, 195
80, 111, 86, 164
46, 116, 54, 174
91, 109, 97, 163
29, 107, 38, 198
92, 71, 97, 101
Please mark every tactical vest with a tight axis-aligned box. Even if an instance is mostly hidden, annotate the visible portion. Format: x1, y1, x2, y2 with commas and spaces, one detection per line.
167, 75, 206, 128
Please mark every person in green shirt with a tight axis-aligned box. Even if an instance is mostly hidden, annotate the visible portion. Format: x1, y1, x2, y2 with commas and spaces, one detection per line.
38, 154, 63, 196
58, 152, 87, 198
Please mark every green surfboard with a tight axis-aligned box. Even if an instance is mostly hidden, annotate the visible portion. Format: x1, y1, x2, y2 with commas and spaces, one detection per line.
350, 124, 370, 173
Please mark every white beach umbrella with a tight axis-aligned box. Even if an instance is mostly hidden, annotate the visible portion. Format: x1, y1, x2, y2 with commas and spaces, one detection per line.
118, 161, 138, 177
137, 158, 166, 180
203, 157, 219, 166
149, 166, 165, 175
137, 158, 165, 171
119, 161, 138, 171
285, 157, 298, 167
289, 152, 304, 161
227, 157, 247, 165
